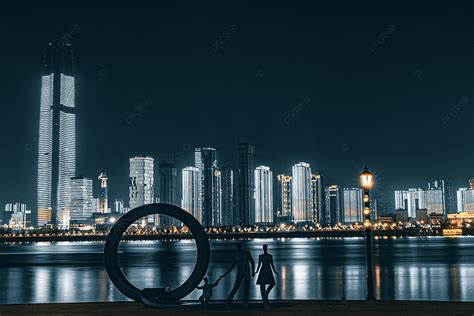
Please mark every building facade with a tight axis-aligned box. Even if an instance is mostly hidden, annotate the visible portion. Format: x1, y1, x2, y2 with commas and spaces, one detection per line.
195, 147, 220, 227
292, 162, 312, 224
37, 43, 76, 229
70, 175, 93, 224
326, 185, 343, 226
182, 166, 202, 222
220, 167, 234, 226
97, 173, 109, 213
237, 142, 255, 226
343, 188, 363, 224
276, 174, 292, 224
158, 161, 178, 226
255, 166, 273, 224
129, 156, 155, 224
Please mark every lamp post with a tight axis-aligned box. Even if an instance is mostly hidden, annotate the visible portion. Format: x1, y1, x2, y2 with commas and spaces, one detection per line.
360, 166, 375, 300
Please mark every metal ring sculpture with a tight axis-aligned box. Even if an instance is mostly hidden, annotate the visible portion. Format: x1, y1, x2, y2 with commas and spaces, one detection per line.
104, 203, 210, 307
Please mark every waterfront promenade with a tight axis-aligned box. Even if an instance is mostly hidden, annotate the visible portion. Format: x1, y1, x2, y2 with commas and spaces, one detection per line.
2, 300, 474, 316
0, 228, 441, 243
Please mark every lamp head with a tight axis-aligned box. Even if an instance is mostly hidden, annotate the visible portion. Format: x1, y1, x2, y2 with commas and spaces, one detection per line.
360, 166, 374, 190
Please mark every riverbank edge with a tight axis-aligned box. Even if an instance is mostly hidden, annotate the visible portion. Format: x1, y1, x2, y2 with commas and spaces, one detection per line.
2, 300, 474, 315
0, 229, 456, 243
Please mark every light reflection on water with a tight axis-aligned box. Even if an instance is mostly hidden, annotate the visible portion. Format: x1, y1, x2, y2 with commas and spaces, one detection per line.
1, 237, 474, 304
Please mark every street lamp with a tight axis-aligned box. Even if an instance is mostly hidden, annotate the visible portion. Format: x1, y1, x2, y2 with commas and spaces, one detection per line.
360, 166, 375, 300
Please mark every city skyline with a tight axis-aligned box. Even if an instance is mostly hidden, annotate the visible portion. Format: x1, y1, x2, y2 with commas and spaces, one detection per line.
0, 3, 472, 218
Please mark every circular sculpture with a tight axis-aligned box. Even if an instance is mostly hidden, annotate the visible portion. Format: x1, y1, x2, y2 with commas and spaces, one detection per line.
104, 203, 210, 306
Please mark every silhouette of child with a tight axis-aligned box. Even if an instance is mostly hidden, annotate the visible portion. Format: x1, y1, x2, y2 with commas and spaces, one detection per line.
197, 276, 223, 308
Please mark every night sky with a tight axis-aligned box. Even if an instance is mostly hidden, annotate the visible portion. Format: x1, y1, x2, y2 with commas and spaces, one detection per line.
0, 2, 472, 213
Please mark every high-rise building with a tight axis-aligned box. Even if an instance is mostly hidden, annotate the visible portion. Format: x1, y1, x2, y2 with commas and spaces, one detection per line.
276, 174, 292, 223
237, 142, 255, 226
113, 198, 125, 214
182, 166, 202, 222
37, 43, 76, 229
97, 173, 109, 213
394, 188, 426, 218
457, 188, 474, 213
311, 173, 326, 224
343, 188, 363, 224
129, 156, 154, 224
70, 175, 93, 224
255, 166, 273, 224
428, 179, 455, 214
326, 185, 343, 226
158, 161, 178, 226
426, 188, 444, 215
469, 178, 474, 190
195, 147, 220, 227
4, 203, 30, 229
220, 167, 234, 226
292, 162, 312, 224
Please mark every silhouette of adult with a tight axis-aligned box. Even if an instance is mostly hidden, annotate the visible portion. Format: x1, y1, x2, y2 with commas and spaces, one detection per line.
223, 242, 255, 309
254, 244, 278, 310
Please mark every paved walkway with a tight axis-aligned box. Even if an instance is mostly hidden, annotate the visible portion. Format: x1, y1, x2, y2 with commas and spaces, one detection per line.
1, 300, 474, 315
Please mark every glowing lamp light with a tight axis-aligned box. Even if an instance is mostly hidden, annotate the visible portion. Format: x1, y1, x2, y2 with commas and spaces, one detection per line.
109, 217, 116, 224
360, 166, 374, 190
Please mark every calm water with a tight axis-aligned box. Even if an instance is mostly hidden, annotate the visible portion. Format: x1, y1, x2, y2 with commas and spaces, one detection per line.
1, 237, 474, 304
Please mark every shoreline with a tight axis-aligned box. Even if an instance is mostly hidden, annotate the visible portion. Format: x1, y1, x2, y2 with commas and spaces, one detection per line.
0, 229, 455, 243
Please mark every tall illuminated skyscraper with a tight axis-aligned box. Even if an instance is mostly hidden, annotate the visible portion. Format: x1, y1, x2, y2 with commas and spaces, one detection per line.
182, 166, 202, 222
158, 161, 178, 226
310, 173, 326, 224
220, 167, 234, 226
129, 156, 154, 224
343, 188, 363, 224
70, 175, 93, 224
255, 166, 273, 224
97, 172, 109, 213
395, 188, 426, 218
292, 162, 312, 224
37, 42, 76, 229
195, 147, 219, 227
238, 142, 255, 226
326, 185, 343, 226
276, 174, 292, 223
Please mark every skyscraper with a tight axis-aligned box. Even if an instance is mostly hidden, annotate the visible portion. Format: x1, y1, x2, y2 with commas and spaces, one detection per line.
255, 166, 273, 224
326, 185, 343, 226
113, 198, 125, 214
220, 167, 234, 226
237, 142, 255, 226
37, 42, 76, 228
182, 166, 202, 222
97, 173, 109, 213
158, 161, 178, 225
343, 188, 363, 224
428, 179, 455, 214
195, 147, 219, 227
457, 188, 474, 213
394, 188, 426, 218
276, 174, 292, 223
311, 173, 326, 224
292, 162, 312, 224
70, 175, 93, 224
129, 156, 154, 224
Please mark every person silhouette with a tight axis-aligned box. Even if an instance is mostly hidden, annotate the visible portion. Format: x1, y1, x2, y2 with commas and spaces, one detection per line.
196, 276, 223, 309
254, 244, 278, 310
223, 242, 255, 310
